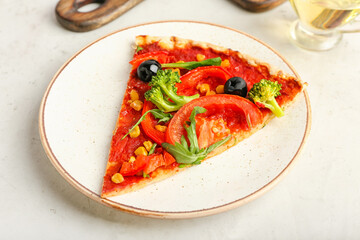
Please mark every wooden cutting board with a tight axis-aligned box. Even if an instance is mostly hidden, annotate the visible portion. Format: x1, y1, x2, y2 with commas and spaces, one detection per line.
55, 0, 285, 32
55, 0, 143, 32
231, 0, 287, 12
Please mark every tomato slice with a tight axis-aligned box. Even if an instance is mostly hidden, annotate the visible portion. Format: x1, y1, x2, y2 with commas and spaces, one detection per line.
120, 152, 176, 176
165, 94, 263, 148
196, 117, 231, 150
177, 66, 233, 96
163, 151, 176, 166
143, 154, 165, 174
140, 100, 167, 145
120, 155, 148, 176
129, 51, 169, 69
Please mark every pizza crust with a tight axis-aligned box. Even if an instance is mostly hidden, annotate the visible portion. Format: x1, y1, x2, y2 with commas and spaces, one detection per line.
135, 35, 306, 88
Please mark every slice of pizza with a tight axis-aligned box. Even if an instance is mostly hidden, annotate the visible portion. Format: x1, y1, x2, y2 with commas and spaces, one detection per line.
101, 35, 305, 198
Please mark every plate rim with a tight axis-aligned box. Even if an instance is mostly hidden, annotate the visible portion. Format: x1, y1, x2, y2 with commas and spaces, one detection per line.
38, 20, 312, 219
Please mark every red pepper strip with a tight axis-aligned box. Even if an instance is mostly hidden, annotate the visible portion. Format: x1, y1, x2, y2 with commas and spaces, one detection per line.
140, 100, 167, 145
163, 151, 176, 166
144, 152, 176, 174
143, 154, 165, 175
129, 51, 169, 69
120, 152, 176, 176
177, 66, 233, 96
120, 155, 148, 176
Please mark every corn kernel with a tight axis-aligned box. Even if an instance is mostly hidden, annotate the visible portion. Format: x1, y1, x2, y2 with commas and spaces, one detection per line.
177, 60, 185, 63
221, 59, 230, 68
134, 146, 148, 156
129, 125, 140, 138
215, 85, 224, 94
111, 173, 124, 184
143, 141, 153, 152
206, 90, 216, 96
130, 99, 143, 111
196, 54, 206, 62
155, 125, 167, 132
130, 89, 139, 101
172, 68, 181, 76
212, 127, 219, 133
129, 156, 136, 162
197, 84, 210, 94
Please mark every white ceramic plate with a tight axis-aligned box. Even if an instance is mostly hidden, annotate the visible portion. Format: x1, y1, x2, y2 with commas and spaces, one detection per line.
39, 21, 311, 219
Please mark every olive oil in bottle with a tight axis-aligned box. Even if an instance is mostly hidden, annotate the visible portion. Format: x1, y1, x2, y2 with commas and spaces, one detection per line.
289, 0, 360, 31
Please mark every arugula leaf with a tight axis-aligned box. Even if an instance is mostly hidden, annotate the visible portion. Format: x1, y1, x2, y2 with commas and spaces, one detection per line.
162, 142, 204, 164
184, 106, 206, 153
121, 109, 172, 140
136, 46, 143, 53
180, 135, 188, 149
161, 57, 222, 70
148, 143, 157, 155
162, 107, 231, 166
149, 109, 173, 123
205, 135, 231, 155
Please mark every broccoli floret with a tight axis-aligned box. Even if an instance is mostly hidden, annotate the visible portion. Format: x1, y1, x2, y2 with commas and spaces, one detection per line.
144, 87, 180, 112
248, 79, 284, 118
145, 69, 199, 112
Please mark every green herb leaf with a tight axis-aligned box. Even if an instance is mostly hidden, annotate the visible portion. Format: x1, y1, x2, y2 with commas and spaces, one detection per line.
121, 109, 172, 140
184, 106, 206, 153
180, 135, 188, 149
148, 143, 157, 155
149, 109, 173, 123
161, 107, 231, 165
162, 142, 204, 164
161, 57, 222, 70
136, 46, 143, 53
205, 135, 232, 155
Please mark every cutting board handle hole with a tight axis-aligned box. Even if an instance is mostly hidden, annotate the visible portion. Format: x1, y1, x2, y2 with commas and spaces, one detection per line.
56, 0, 143, 31
76, 0, 105, 13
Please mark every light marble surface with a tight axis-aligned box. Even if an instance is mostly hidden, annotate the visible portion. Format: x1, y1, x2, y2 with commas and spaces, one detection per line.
1, 0, 359, 239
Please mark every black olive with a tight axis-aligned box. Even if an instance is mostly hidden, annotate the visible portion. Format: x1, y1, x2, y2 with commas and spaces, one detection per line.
224, 77, 247, 97
137, 60, 161, 82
